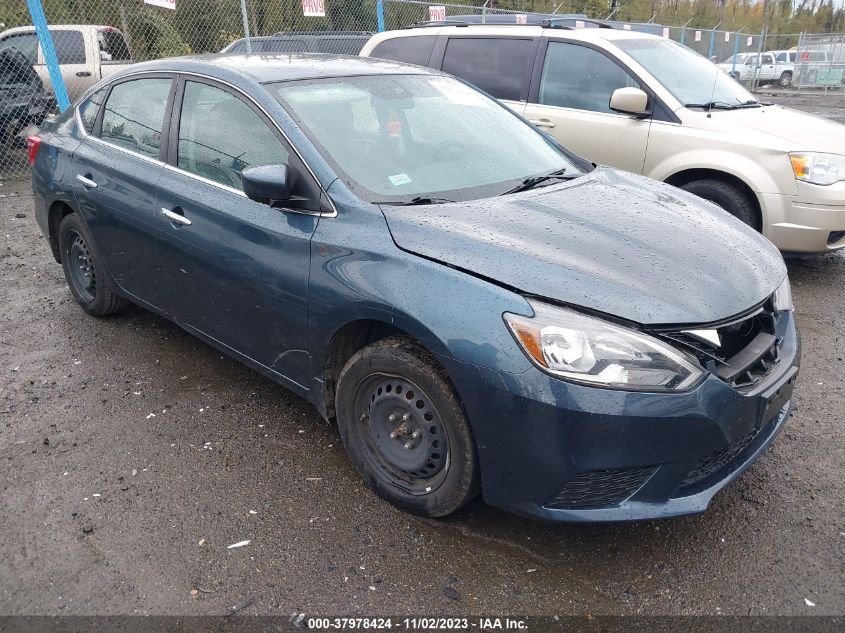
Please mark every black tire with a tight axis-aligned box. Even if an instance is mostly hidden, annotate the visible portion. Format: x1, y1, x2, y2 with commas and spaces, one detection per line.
58, 213, 128, 317
335, 336, 480, 517
779, 71, 793, 88
679, 179, 760, 231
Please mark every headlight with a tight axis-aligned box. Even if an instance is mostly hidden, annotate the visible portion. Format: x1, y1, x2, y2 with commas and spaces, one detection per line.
789, 152, 845, 186
504, 301, 704, 391
773, 276, 793, 312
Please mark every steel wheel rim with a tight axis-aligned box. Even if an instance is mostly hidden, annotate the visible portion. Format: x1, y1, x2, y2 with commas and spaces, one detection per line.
67, 230, 96, 302
353, 374, 450, 495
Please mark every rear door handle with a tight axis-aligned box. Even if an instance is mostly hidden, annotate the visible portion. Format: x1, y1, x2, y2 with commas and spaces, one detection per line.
75, 174, 97, 188
75, 71, 92, 77
161, 207, 192, 226
530, 118, 556, 129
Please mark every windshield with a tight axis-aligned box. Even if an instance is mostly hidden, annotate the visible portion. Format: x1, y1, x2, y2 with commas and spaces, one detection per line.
270, 74, 578, 203
616, 38, 757, 108
721, 53, 747, 65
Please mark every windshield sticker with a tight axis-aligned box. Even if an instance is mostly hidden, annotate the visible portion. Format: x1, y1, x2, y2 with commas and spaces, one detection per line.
389, 173, 412, 187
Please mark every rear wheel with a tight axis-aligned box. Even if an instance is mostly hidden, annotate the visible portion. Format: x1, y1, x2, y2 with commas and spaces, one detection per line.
779, 71, 793, 88
58, 213, 128, 316
679, 179, 760, 231
335, 336, 479, 517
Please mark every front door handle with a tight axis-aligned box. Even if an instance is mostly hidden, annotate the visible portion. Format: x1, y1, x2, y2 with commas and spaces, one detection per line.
161, 207, 192, 226
75, 71, 92, 77
530, 118, 556, 129
75, 174, 97, 188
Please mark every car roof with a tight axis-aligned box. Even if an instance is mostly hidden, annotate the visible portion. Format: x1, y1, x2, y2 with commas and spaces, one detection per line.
1, 24, 116, 35
122, 53, 437, 83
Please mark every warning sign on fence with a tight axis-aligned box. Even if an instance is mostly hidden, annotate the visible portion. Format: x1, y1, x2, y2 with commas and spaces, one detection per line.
144, 0, 176, 10
302, 0, 326, 17
429, 5, 446, 22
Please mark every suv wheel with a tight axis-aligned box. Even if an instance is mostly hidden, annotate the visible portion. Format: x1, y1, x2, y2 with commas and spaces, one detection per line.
680, 179, 760, 231
779, 71, 793, 88
58, 213, 129, 316
335, 336, 480, 517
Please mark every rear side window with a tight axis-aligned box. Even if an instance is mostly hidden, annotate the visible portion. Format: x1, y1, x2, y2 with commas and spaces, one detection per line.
441, 37, 533, 101
79, 87, 108, 134
100, 78, 172, 159
176, 81, 289, 190
370, 36, 437, 66
52, 30, 87, 65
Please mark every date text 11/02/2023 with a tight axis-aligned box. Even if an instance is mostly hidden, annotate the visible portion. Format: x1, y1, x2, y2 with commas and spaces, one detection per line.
305, 617, 529, 630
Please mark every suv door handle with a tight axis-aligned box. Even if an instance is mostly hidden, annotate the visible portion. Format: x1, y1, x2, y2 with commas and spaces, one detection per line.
75, 174, 97, 188
530, 118, 556, 129
161, 207, 192, 226
75, 71, 92, 77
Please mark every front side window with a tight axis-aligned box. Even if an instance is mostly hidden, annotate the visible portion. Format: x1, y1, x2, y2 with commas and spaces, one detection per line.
0, 33, 38, 64
370, 36, 437, 67
177, 81, 289, 190
615, 38, 757, 108
79, 87, 108, 134
52, 30, 87, 65
539, 41, 639, 114
272, 74, 577, 203
441, 38, 534, 101
101, 78, 172, 158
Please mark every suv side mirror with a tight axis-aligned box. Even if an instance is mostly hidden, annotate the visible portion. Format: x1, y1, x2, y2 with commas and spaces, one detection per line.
242, 164, 296, 206
609, 87, 649, 117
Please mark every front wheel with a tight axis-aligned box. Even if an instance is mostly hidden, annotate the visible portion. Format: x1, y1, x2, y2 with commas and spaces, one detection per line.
335, 336, 480, 517
679, 179, 760, 231
779, 71, 793, 88
58, 213, 128, 316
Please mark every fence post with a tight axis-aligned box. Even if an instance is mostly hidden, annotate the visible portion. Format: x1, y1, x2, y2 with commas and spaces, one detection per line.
239, 0, 252, 53
25, 0, 70, 112
377, 0, 385, 32
731, 30, 741, 75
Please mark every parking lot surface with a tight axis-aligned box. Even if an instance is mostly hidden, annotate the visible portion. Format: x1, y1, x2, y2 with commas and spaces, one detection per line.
1, 93, 843, 618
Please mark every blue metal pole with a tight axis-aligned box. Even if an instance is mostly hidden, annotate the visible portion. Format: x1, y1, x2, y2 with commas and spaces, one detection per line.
377, 0, 385, 32
680, 28, 686, 47
25, 0, 70, 112
708, 29, 716, 60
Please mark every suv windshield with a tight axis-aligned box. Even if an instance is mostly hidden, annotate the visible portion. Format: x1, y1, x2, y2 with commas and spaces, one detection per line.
617, 38, 757, 109
270, 74, 578, 203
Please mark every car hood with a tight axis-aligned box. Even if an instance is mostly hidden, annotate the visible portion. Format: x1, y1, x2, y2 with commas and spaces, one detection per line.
380, 168, 786, 326
697, 104, 845, 152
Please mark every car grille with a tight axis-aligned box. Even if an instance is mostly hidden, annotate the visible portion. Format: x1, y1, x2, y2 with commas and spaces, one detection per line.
656, 302, 782, 390
544, 466, 657, 510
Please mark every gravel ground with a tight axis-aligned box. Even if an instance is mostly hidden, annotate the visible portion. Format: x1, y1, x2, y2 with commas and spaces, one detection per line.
0, 95, 843, 619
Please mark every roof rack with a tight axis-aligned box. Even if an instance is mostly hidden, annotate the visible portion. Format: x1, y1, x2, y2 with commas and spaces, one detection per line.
406, 16, 614, 30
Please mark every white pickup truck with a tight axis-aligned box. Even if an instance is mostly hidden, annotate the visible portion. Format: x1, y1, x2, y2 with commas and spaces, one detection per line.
0, 25, 132, 100
719, 50, 796, 87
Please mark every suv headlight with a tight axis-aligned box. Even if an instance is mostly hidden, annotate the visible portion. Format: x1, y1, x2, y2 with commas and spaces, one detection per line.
790, 152, 845, 186
773, 276, 794, 312
504, 301, 704, 391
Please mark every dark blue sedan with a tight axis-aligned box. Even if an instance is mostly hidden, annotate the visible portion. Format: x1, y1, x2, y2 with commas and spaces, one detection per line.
28, 54, 799, 522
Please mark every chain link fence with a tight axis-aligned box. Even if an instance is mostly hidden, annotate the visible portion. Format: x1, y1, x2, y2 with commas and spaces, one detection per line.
2, 0, 843, 180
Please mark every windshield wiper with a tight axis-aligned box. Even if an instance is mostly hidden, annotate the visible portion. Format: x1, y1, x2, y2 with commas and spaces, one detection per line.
375, 196, 456, 206
683, 101, 742, 110
500, 168, 578, 195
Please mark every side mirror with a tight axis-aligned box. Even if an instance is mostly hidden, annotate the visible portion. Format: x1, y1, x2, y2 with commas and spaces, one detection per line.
609, 87, 649, 117
242, 164, 296, 206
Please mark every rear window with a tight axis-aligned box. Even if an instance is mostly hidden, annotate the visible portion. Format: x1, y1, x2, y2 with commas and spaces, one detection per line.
98, 29, 131, 62
370, 35, 437, 67
52, 30, 86, 65
441, 37, 533, 101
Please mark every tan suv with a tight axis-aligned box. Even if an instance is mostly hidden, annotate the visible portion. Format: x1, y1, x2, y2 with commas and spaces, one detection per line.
361, 24, 845, 253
